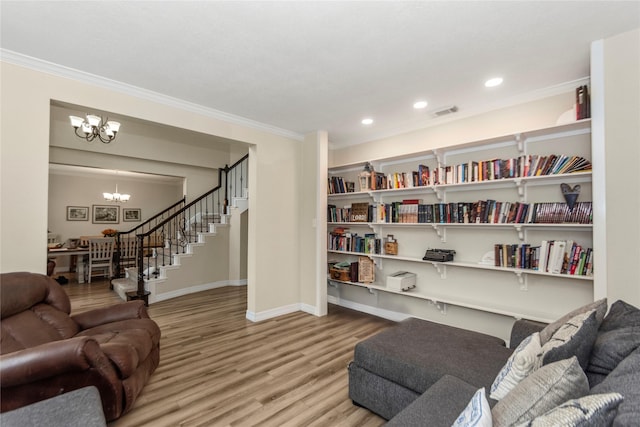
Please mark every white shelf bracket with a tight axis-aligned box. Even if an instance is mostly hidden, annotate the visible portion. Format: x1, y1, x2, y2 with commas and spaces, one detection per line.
433, 187, 444, 201
431, 262, 447, 279
433, 149, 444, 168
429, 299, 447, 315
431, 224, 446, 242
371, 256, 382, 269
515, 225, 524, 241
514, 179, 525, 201
367, 287, 377, 296
515, 271, 527, 290
327, 281, 339, 289
515, 133, 524, 153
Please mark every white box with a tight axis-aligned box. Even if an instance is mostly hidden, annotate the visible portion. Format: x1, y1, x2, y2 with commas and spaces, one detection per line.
386, 271, 416, 291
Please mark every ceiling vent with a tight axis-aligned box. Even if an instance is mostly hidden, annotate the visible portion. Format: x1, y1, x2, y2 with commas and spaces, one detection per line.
432, 105, 459, 117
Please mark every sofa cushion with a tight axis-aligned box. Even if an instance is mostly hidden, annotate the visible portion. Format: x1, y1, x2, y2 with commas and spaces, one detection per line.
539, 299, 606, 344
537, 309, 600, 370
452, 387, 492, 427
514, 393, 623, 427
590, 348, 640, 426
490, 332, 541, 400
491, 357, 589, 427
586, 300, 640, 386
353, 318, 512, 394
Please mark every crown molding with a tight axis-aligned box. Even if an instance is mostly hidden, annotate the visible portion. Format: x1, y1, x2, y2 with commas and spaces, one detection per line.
1, 49, 304, 142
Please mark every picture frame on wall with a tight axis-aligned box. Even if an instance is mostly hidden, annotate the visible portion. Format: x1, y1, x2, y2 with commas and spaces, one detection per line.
122, 208, 141, 222
92, 205, 119, 224
66, 206, 89, 221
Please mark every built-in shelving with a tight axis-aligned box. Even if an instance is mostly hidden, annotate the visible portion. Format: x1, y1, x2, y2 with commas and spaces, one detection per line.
327, 119, 594, 322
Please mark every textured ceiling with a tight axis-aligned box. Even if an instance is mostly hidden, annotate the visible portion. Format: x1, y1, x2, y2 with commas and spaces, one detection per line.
2, 1, 639, 147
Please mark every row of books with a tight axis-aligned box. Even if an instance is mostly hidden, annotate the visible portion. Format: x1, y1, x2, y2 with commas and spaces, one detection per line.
415, 154, 592, 186
329, 200, 593, 225
328, 154, 591, 194
328, 228, 383, 254
494, 240, 593, 276
328, 176, 355, 194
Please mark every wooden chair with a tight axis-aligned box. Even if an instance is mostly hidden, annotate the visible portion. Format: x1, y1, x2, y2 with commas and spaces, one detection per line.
86, 238, 115, 283
118, 237, 139, 270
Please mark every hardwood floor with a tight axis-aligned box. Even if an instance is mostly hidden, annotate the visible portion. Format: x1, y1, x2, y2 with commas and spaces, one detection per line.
62, 276, 392, 426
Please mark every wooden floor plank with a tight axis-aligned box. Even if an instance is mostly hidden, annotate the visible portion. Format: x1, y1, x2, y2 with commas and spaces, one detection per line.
61, 276, 390, 426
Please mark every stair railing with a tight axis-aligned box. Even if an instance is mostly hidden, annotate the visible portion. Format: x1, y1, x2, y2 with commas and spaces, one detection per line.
125, 154, 248, 304
113, 197, 186, 278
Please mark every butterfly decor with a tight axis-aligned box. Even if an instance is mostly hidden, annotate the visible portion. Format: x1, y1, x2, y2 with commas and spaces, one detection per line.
561, 183, 580, 211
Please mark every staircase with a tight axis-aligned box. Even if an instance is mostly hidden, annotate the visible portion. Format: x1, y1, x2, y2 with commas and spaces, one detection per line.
112, 155, 248, 304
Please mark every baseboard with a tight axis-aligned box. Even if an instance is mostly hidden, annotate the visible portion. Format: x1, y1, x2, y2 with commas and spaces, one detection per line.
328, 296, 410, 322
246, 303, 301, 322
154, 280, 247, 303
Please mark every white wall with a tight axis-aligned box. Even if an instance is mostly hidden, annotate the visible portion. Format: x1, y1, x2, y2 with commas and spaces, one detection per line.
299, 131, 329, 316
595, 28, 640, 306
47, 169, 183, 270
1, 61, 309, 322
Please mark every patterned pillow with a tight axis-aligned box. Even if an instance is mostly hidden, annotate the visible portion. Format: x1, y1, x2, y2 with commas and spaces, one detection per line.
536, 309, 600, 370
539, 299, 607, 344
514, 393, 623, 427
491, 357, 589, 427
452, 387, 493, 427
490, 332, 542, 400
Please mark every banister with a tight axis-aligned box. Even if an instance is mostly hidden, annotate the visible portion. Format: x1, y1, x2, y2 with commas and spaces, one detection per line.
121, 154, 248, 304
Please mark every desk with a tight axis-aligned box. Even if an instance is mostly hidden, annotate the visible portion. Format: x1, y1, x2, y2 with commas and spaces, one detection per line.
47, 248, 90, 283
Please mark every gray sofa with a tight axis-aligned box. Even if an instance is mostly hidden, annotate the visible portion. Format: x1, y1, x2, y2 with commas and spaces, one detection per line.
349, 299, 640, 426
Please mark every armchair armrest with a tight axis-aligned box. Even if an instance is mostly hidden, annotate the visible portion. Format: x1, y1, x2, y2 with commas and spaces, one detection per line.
72, 300, 148, 330
0, 337, 117, 388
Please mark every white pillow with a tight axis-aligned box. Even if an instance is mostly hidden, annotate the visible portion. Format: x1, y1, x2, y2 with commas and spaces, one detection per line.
452, 388, 493, 427
490, 332, 542, 400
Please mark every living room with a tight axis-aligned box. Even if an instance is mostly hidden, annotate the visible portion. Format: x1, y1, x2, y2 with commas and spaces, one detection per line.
1, 2, 639, 426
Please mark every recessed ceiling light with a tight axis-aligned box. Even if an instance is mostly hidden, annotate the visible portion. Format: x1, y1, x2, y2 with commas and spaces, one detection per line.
361, 118, 374, 125
413, 101, 428, 109
485, 77, 503, 88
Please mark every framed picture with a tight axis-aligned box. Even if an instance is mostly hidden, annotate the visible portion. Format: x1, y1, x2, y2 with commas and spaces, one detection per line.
123, 208, 141, 222
92, 205, 119, 224
66, 206, 89, 221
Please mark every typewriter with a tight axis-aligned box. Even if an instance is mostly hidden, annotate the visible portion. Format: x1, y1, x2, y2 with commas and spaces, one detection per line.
422, 248, 456, 262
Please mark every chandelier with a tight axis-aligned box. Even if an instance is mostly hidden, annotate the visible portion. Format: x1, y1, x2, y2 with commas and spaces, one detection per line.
103, 171, 130, 202
69, 114, 121, 144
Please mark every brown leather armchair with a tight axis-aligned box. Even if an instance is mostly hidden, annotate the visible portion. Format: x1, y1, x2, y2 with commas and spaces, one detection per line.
0, 272, 160, 421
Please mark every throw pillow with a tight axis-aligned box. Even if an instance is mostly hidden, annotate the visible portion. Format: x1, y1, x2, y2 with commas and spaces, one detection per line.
598, 300, 640, 332
586, 300, 640, 385
539, 298, 607, 344
590, 347, 640, 426
491, 357, 589, 427
490, 332, 542, 400
514, 393, 623, 427
536, 309, 600, 370
452, 387, 492, 427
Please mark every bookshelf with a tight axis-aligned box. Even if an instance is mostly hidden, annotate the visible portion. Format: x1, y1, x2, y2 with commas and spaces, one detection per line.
327, 119, 594, 323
